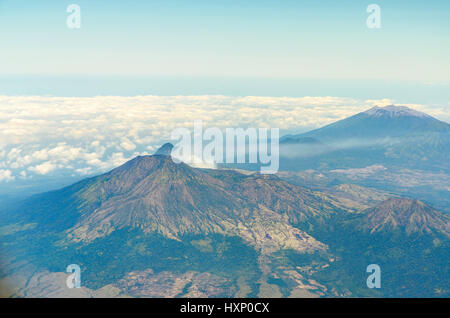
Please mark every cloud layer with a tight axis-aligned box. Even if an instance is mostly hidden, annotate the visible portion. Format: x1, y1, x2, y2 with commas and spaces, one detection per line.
0, 95, 447, 184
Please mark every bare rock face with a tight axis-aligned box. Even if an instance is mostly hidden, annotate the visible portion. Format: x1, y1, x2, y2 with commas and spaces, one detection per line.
116, 269, 234, 298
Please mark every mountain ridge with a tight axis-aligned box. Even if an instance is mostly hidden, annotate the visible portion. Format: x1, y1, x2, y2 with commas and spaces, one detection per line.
11, 154, 346, 255
358, 197, 450, 237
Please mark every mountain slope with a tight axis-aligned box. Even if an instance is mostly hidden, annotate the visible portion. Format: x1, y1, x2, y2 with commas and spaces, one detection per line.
279, 105, 450, 171
8, 148, 347, 255
358, 198, 450, 237
301, 197, 450, 297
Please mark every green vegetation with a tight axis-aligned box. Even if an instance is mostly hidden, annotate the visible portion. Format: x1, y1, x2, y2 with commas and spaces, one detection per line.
3, 228, 261, 291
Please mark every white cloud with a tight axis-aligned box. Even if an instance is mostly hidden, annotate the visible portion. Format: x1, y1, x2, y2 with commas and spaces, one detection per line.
28, 161, 57, 175
120, 138, 136, 151
0, 169, 14, 182
0, 95, 447, 182
75, 167, 93, 175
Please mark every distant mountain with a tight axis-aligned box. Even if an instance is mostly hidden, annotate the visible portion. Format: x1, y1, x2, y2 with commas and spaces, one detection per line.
285, 105, 449, 140
279, 136, 323, 145
279, 105, 450, 171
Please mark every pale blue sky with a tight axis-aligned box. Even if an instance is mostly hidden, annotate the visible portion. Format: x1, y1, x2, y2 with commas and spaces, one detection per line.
0, 0, 449, 99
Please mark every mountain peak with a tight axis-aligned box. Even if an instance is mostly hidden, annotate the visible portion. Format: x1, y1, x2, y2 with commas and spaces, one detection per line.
154, 143, 174, 156
364, 105, 432, 119
360, 198, 450, 237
